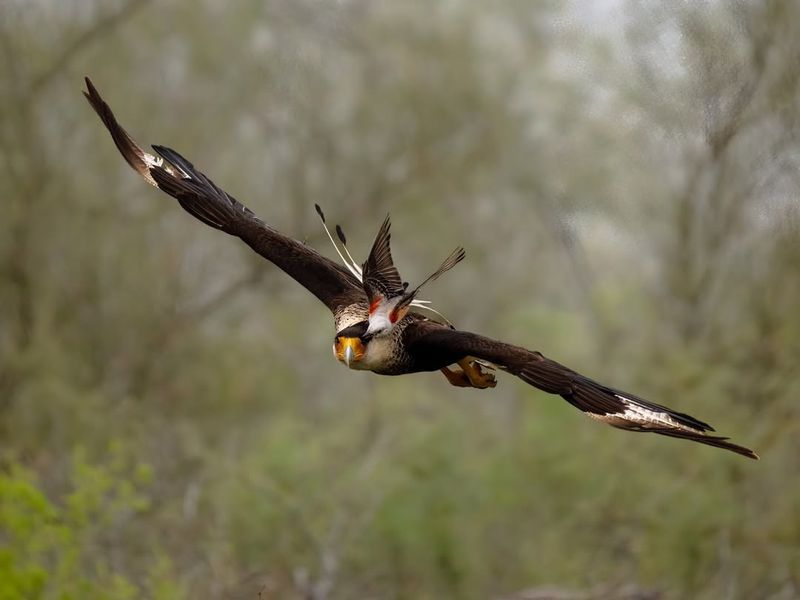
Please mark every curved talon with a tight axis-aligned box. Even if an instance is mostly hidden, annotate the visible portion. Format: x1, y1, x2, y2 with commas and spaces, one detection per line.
457, 358, 497, 389
440, 366, 473, 388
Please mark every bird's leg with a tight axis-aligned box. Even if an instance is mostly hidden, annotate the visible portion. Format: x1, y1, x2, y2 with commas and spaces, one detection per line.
457, 358, 497, 389
440, 365, 473, 387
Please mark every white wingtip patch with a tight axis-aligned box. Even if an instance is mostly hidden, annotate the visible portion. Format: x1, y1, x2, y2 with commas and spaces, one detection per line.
613, 393, 693, 431
142, 153, 162, 169
144, 153, 185, 179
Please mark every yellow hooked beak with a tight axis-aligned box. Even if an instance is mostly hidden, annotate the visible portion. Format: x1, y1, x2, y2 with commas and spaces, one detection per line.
344, 344, 354, 367
336, 337, 365, 368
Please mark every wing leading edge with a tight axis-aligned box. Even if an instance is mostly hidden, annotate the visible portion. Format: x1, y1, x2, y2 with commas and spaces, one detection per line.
406, 323, 758, 459
83, 77, 364, 314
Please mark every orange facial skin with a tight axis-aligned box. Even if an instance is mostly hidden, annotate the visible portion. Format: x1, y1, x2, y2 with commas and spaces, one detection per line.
334, 336, 365, 367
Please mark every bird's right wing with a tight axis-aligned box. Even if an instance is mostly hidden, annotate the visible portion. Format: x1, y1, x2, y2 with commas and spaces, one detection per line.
83, 77, 365, 314
406, 323, 758, 459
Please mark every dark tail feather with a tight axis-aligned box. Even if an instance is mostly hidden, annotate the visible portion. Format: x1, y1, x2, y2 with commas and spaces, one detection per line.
405, 247, 465, 301
363, 215, 396, 280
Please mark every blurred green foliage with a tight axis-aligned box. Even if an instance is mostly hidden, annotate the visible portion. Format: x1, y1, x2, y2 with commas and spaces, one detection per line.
1, 1, 800, 598
0, 447, 181, 600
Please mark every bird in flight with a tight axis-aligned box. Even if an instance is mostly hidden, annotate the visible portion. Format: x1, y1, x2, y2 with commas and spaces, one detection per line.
83, 77, 758, 460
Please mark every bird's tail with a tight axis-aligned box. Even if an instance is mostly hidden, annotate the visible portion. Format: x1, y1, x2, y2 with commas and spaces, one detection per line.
398, 247, 465, 310
413, 247, 466, 293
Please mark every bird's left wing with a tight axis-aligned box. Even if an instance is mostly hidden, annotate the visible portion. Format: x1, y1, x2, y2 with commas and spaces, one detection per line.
83, 77, 365, 314
406, 323, 758, 459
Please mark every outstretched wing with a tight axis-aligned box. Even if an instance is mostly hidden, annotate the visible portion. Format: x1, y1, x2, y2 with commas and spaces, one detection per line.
83, 77, 365, 314
361, 214, 405, 305
406, 323, 758, 459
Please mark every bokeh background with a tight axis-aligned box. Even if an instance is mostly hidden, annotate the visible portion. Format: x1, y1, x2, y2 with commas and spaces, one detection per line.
2, 1, 799, 598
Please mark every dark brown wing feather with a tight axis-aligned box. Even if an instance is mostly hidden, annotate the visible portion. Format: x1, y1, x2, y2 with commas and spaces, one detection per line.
83, 77, 162, 186
405, 322, 758, 460
361, 215, 404, 302
84, 77, 364, 313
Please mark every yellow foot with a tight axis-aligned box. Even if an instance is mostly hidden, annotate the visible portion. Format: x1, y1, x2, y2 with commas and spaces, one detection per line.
440, 365, 473, 387
457, 358, 497, 389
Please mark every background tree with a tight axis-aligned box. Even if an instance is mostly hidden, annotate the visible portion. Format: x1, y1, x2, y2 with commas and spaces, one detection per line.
1, 1, 798, 598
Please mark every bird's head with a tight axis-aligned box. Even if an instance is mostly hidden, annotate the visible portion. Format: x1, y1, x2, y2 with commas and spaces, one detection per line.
333, 321, 371, 369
